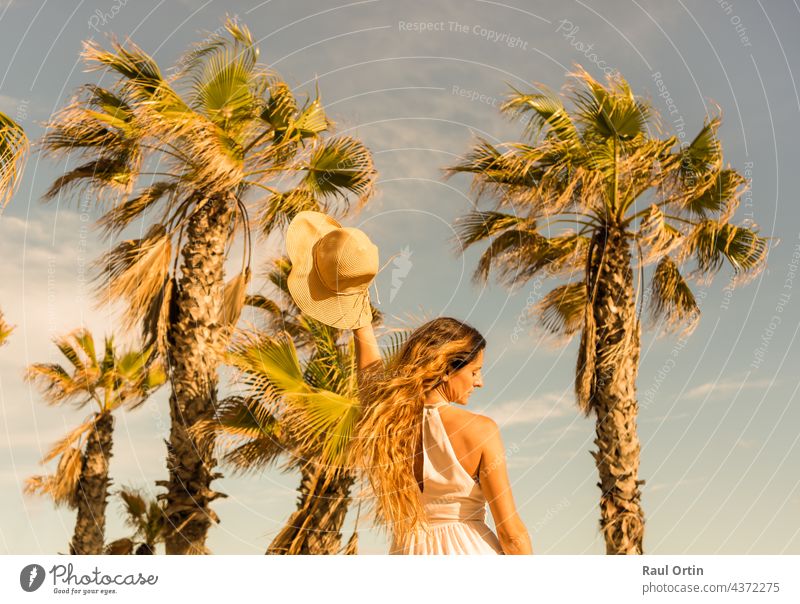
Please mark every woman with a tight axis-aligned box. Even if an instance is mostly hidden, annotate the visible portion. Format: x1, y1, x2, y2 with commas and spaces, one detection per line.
350, 318, 533, 555
284, 210, 531, 555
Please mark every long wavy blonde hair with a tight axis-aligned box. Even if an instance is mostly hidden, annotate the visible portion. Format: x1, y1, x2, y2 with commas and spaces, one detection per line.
349, 317, 486, 546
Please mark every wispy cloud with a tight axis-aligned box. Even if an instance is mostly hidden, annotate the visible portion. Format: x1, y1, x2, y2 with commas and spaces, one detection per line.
684, 378, 775, 400
649, 476, 707, 493
475, 392, 571, 427
506, 453, 545, 469
640, 412, 691, 424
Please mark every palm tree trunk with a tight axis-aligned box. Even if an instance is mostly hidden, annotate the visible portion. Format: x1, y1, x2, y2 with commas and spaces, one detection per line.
159, 198, 231, 555
580, 226, 645, 554
266, 464, 355, 555
69, 412, 113, 555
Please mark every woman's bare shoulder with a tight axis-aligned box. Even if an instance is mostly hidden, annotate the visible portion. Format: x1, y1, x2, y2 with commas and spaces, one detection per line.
441, 405, 498, 437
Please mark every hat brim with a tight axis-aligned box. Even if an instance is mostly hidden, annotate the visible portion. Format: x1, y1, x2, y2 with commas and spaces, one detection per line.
286, 211, 373, 330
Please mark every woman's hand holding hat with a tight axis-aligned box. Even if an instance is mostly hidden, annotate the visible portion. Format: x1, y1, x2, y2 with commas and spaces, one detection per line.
286, 211, 378, 329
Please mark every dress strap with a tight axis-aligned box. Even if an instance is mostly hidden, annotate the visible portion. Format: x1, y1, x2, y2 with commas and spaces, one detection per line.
423, 401, 449, 409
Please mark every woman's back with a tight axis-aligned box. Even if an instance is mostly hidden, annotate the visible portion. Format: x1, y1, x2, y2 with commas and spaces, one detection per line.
414, 402, 489, 489
390, 401, 503, 554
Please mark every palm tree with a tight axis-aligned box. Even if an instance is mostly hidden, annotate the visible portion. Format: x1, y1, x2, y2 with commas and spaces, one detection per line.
448, 67, 767, 554
105, 486, 168, 554
0, 110, 28, 345
41, 19, 376, 554
192, 258, 366, 554
25, 329, 165, 554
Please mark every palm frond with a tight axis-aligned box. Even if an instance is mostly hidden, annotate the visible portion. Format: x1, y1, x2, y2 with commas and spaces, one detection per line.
301, 317, 352, 394
454, 210, 531, 249
474, 228, 539, 284
114, 485, 169, 551
222, 268, 251, 327
41, 86, 137, 153
266, 256, 293, 296
73, 330, 98, 366
142, 276, 175, 359
114, 347, 165, 409
118, 488, 148, 524
258, 187, 321, 234
0, 310, 13, 345
82, 39, 182, 108
380, 328, 412, 366
682, 220, 767, 279
98, 181, 178, 237
571, 66, 651, 141
228, 332, 359, 468
244, 294, 283, 317
39, 91, 141, 202
293, 94, 330, 138
261, 81, 298, 141
445, 137, 542, 195
40, 417, 96, 464
281, 389, 360, 468
99, 336, 116, 379
0, 111, 28, 207
176, 17, 256, 76
649, 255, 700, 334
501, 85, 580, 142
683, 168, 744, 220
445, 137, 504, 177
43, 157, 134, 200
228, 332, 305, 398
95, 224, 172, 330
24, 447, 83, 508
636, 204, 683, 264
476, 230, 588, 286
189, 395, 285, 474
221, 438, 290, 475
303, 136, 376, 206
680, 115, 722, 178
27, 329, 100, 405
535, 282, 587, 338
25, 363, 88, 406
190, 47, 257, 127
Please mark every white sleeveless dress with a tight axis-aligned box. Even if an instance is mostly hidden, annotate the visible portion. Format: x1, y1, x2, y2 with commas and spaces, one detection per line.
389, 401, 503, 555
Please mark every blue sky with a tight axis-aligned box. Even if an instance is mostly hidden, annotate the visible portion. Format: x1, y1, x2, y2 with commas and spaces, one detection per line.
1, 0, 798, 554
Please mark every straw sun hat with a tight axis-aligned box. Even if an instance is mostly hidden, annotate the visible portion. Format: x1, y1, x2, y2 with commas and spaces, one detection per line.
286, 211, 378, 329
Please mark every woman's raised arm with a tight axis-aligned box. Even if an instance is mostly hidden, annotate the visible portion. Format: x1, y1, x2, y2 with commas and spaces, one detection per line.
353, 323, 382, 373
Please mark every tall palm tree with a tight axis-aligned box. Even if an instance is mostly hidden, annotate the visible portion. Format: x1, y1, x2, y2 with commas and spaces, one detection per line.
192, 258, 366, 554
41, 19, 375, 554
448, 67, 767, 554
105, 486, 168, 554
0, 110, 28, 345
25, 329, 165, 554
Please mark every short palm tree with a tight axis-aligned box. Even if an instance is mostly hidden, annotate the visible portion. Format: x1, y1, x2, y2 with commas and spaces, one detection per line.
192, 258, 364, 554
105, 486, 168, 554
25, 329, 165, 554
0, 110, 28, 345
41, 19, 375, 554
448, 67, 767, 554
